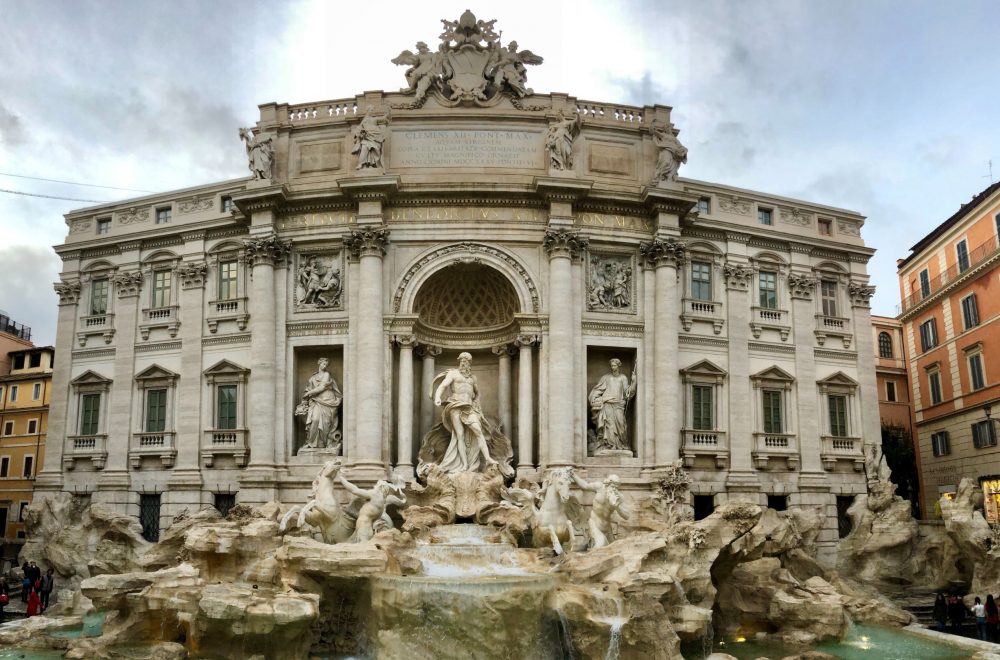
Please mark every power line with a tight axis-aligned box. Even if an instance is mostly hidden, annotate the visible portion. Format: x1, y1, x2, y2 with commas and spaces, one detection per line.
0, 188, 111, 204
0, 171, 155, 193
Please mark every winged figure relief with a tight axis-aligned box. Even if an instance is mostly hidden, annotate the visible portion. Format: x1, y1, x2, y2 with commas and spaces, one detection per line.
391, 41, 444, 103
487, 41, 544, 98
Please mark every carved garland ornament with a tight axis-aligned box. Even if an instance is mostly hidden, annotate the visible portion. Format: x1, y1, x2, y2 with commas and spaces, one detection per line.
69, 219, 92, 234
344, 226, 390, 259
177, 195, 214, 214
542, 228, 589, 259
114, 271, 144, 298
722, 262, 754, 291
117, 207, 150, 225
718, 196, 751, 216
53, 280, 82, 305
243, 234, 293, 267
787, 273, 818, 300
639, 237, 687, 267
848, 281, 876, 308
392, 242, 540, 313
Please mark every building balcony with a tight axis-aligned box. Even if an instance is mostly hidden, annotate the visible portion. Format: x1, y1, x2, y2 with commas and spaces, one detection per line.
751, 432, 799, 470
76, 313, 116, 346
140, 306, 180, 340
750, 306, 790, 341
681, 429, 729, 469
814, 315, 852, 349
201, 429, 249, 468
901, 234, 999, 313
680, 298, 724, 334
820, 435, 864, 471
64, 434, 108, 470
207, 297, 249, 333
129, 431, 177, 469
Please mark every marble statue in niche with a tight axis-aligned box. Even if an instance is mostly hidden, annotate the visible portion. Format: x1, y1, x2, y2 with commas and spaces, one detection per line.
418, 352, 514, 477
588, 255, 632, 311
239, 126, 274, 181
546, 112, 581, 171
588, 358, 637, 455
351, 110, 387, 170
652, 121, 687, 184
295, 357, 342, 453
297, 253, 343, 308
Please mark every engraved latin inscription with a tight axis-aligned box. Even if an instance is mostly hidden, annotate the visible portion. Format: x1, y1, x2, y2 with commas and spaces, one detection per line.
392, 130, 541, 168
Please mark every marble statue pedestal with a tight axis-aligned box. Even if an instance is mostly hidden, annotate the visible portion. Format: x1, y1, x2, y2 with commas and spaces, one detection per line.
594, 449, 634, 458
292, 447, 342, 464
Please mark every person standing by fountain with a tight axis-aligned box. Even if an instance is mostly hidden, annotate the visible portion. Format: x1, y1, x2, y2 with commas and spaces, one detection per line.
986, 594, 998, 641
973, 596, 987, 640
933, 593, 947, 632
40, 568, 54, 612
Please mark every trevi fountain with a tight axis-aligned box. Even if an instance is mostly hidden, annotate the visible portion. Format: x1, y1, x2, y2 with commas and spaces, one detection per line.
8, 10, 1000, 660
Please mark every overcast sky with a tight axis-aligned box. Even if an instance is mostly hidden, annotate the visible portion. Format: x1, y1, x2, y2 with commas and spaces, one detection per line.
2, 0, 999, 345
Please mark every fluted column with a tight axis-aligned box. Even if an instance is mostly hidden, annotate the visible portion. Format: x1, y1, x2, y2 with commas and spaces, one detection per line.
419, 345, 442, 440
641, 237, 686, 467
544, 228, 588, 467
395, 335, 416, 479
493, 344, 513, 435
244, 234, 291, 472
173, 259, 208, 479
515, 334, 536, 475
346, 226, 390, 474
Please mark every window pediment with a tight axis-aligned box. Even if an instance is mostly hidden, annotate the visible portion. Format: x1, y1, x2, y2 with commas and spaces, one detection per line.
71, 370, 112, 387
816, 371, 858, 387
204, 359, 250, 384
751, 365, 795, 383
680, 359, 728, 382
135, 364, 179, 383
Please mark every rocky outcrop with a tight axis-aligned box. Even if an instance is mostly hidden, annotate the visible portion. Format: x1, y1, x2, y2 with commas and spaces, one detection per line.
939, 477, 1000, 599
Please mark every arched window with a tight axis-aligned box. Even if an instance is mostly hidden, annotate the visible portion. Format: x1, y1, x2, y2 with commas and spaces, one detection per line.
878, 332, 893, 358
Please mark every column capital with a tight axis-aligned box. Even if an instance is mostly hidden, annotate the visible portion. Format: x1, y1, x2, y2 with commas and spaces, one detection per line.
177, 262, 209, 289
723, 261, 754, 291
492, 343, 515, 357
243, 233, 292, 268
543, 228, 588, 259
417, 344, 442, 359
848, 281, 876, 308
113, 270, 144, 298
394, 334, 418, 348
514, 334, 539, 348
639, 237, 686, 268
787, 273, 819, 300
345, 225, 390, 258
54, 280, 81, 306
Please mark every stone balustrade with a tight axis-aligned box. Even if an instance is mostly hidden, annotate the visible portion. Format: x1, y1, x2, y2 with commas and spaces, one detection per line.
201, 429, 249, 468
64, 434, 108, 470
129, 431, 177, 469
681, 429, 729, 469
751, 432, 800, 470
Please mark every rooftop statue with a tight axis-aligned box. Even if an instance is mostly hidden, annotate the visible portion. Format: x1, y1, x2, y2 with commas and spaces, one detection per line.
238, 126, 274, 181
392, 10, 543, 108
652, 121, 688, 184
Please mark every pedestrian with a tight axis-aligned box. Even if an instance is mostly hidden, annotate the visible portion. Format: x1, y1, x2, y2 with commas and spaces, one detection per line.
20, 574, 31, 604
973, 596, 987, 640
26, 584, 41, 617
40, 568, 54, 612
949, 595, 966, 633
27, 561, 41, 585
986, 594, 999, 642
0, 577, 9, 624
933, 592, 947, 632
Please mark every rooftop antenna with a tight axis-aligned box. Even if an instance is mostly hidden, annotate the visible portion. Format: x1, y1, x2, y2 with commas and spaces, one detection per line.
985, 159, 994, 185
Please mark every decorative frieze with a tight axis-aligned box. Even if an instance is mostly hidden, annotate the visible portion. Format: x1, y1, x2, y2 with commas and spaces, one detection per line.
345, 226, 390, 258
718, 195, 751, 216
113, 271, 144, 298
587, 253, 634, 312
177, 195, 215, 214
243, 234, 293, 267
542, 228, 589, 259
787, 273, 818, 300
639, 237, 686, 268
848, 281, 876, 308
779, 206, 812, 227
837, 219, 862, 237
53, 280, 82, 305
177, 262, 209, 289
69, 218, 92, 234
723, 262, 754, 291
286, 320, 350, 337
580, 320, 644, 338
117, 207, 150, 225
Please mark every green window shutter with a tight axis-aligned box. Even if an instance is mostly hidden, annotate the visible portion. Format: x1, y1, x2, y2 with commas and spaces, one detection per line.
81, 393, 100, 435
217, 385, 237, 430
146, 389, 166, 432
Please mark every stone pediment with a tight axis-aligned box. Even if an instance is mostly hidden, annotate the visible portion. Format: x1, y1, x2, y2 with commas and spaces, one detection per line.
750, 365, 795, 382
204, 359, 249, 376
816, 371, 858, 387
70, 370, 112, 386
680, 359, 727, 377
135, 364, 179, 382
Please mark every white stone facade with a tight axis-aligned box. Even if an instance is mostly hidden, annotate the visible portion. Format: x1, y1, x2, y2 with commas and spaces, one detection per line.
39, 62, 879, 565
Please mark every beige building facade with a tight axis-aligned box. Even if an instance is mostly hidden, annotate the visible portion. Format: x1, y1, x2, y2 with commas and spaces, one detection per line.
39, 12, 880, 562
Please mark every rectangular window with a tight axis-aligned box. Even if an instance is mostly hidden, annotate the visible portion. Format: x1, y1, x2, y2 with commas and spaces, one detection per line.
90, 278, 109, 315
928, 371, 943, 405
696, 197, 710, 214
155, 207, 171, 224
767, 495, 788, 511
919, 269, 931, 297
9, 385, 17, 401
217, 385, 238, 430
0, 386, 4, 403
80, 393, 101, 435
762, 389, 783, 434
970, 353, 986, 391
886, 381, 897, 402
820, 280, 838, 317
957, 240, 970, 273
145, 389, 167, 432
22, 456, 33, 478
12, 355, 24, 370
32, 383, 41, 400
828, 395, 848, 437
758, 208, 773, 225
139, 494, 161, 542
214, 493, 236, 517
818, 218, 832, 236
931, 431, 951, 457
962, 294, 980, 329
221, 196, 233, 212
2, 421, 12, 436
920, 318, 939, 352
0, 457, 8, 477
27, 419, 37, 435
691, 385, 713, 430
152, 270, 172, 308
691, 261, 712, 301
96, 218, 111, 235
758, 271, 778, 309
219, 260, 238, 300
972, 420, 997, 449
29, 353, 40, 368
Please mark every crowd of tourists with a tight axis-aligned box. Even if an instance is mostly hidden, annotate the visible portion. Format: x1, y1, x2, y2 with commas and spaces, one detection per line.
0, 560, 55, 624
934, 592, 1000, 641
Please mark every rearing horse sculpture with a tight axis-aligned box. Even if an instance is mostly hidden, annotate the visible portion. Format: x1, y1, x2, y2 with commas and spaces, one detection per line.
279, 459, 355, 543
503, 467, 580, 555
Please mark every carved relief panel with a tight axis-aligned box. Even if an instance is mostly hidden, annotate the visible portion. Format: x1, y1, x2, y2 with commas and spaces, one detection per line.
586, 252, 635, 314
294, 250, 344, 311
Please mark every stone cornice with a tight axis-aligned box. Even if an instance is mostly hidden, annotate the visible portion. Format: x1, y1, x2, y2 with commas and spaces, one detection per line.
642, 187, 700, 216
338, 175, 401, 202
232, 184, 288, 215
533, 177, 594, 203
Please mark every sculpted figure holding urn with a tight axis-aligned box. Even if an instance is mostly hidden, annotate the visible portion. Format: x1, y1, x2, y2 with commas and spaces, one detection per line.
589, 359, 637, 453
572, 472, 630, 549
652, 122, 688, 184
295, 358, 342, 452
352, 110, 387, 170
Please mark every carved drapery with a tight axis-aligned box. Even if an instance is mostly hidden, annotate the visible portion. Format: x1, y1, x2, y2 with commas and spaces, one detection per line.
787, 273, 818, 300
723, 262, 754, 291
848, 281, 876, 308
54, 280, 82, 305
243, 234, 292, 268
345, 226, 390, 259
177, 262, 209, 289
542, 228, 588, 259
113, 271, 144, 298
639, 237, 687, 268
587, 253, 634, 312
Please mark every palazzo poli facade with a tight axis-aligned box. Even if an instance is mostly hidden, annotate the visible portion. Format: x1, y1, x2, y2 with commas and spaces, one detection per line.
39, 12, 879, 563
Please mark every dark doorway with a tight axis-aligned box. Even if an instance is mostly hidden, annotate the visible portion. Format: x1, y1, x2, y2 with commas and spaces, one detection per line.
693, 494, 715, 520
836, 495, 855, 538
139, 494, 161, 542
767, 495, 788, 511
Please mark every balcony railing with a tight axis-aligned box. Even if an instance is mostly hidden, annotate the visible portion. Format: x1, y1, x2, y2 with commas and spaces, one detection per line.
77, 313, 116, 347
681, 298, 724, 334
207, 297, 249, 333
751, 432, 799, 470
130, 431, 177, 469
65, 434, 108, 470
820, 435, 864, 471
201, 429, 249, 467
681, 429, 729, 469
140, 306, 180, 340
0, 312, 31, 341
901, 234, 1000, 312
814, 315, 853, 349
750, 306, 790, 341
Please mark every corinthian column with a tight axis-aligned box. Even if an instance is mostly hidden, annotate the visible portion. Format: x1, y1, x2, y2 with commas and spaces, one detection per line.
395, 335, 416, 480
544, 228, 588, 467
419, 345, 442, 440
345, 226, 390, 475
515, 334, 536, 476
493, 344, 513, 435
640, 237, 686, 467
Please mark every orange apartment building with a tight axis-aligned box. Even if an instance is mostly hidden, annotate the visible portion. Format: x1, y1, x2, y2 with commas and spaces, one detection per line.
897, 181, 1000, 519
